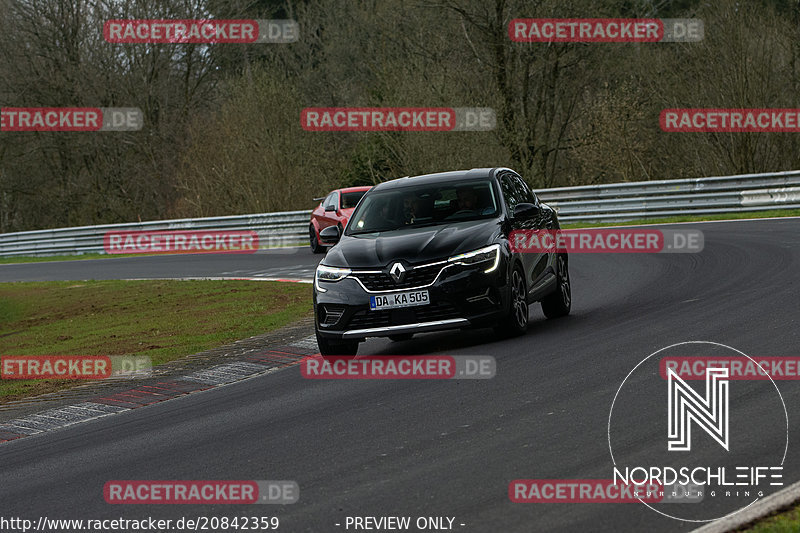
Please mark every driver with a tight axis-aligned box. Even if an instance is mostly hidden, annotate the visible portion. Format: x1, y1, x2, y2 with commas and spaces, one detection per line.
402, 193, 421, 224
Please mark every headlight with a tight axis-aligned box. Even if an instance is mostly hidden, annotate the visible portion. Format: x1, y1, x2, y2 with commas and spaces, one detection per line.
448, 244, 501, 273
315, 265, 351, 292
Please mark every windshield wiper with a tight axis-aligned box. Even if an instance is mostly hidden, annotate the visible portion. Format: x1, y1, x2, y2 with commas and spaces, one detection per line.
348, 226, 398, 235
407, 220, 445, 228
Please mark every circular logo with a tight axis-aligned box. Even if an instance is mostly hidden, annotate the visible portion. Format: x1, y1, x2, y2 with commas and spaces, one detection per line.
607, 341, 788, 522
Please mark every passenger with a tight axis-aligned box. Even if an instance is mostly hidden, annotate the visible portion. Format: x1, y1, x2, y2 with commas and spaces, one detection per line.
402, 193, 421, 223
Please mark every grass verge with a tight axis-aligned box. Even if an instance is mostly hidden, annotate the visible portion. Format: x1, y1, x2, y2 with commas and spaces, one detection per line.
0, 241, 306, 265
0, 252, 131, 264
738, 501, 800, 532
0, 280, 312, 402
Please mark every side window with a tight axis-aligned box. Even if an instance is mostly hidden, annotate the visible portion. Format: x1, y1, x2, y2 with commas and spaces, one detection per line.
500, 175, 522, 213
324, 192, 338, 210
511, 174, 536, 204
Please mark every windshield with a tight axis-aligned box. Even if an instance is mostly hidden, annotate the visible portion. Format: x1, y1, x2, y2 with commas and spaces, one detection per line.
340, 190, 367, 209
346, 179, 499, 235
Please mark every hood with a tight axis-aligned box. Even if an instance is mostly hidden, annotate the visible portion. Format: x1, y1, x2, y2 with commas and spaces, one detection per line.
324, 218, 502, 268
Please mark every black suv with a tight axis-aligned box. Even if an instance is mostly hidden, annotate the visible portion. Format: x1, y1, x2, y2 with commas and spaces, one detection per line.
313, 167, 571, 355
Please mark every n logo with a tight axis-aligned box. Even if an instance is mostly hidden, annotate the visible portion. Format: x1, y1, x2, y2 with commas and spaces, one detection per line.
667, 367, 729, 452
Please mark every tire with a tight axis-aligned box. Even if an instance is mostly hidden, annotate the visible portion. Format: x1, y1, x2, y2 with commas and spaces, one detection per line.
495, 265, 528, 336
310, 225, 325, 254
541, 253, 571, 319
389, 334, 414, 342
316, 329, 359, 355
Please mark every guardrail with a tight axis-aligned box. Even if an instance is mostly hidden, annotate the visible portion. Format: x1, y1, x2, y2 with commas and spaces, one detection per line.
1, 170, 799, 257
538, 169, 800, 222
0, 211, 311, 257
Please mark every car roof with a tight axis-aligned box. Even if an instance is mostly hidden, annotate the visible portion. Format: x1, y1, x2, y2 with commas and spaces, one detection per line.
337, 186, 373, 193
370, 168, 511, 191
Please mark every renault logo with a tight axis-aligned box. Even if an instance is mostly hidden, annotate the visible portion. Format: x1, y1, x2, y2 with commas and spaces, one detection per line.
389, 262, 406, 283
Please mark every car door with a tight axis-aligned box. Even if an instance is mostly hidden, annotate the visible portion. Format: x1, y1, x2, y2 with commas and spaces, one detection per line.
499, 173, 537, 296
500, 171, 551, 297
510, 172, 558, 289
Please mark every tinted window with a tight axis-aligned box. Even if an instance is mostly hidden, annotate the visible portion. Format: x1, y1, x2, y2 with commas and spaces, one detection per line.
324, 192, 338, 210
341, 190, 367, 209
347, 179, 499, 234
500, 174, 523, 213
511, 174, 536, 204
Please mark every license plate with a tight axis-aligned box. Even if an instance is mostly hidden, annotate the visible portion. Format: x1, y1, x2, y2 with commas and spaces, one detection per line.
370, 290, 430, 310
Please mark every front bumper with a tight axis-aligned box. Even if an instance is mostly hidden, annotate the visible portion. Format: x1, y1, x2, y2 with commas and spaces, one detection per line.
339, 318, 470, 340
314, 259, 510, 341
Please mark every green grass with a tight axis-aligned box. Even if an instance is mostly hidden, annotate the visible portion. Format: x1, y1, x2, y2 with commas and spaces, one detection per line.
738, 502, 800, 532
0, 280, 312, 402
0, 241, 307, 264
0, 252, 134, 264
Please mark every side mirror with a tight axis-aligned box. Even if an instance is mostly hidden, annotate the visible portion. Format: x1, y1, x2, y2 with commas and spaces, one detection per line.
319, 225, 341, 245
513, 202, 540, 221
324, 204, 337, 212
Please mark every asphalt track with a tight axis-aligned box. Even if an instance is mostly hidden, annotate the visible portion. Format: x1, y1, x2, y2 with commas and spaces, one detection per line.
1, 218, 799, 532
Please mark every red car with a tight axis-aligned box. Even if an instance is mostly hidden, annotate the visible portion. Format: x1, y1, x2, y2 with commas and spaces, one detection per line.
309, 186, 372, 253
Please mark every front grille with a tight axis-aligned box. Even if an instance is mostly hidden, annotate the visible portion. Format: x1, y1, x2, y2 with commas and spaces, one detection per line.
351, 263, 446, 291
348, 310, 392, 329
345, 302, 462, 330
415, 301, 460, 322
